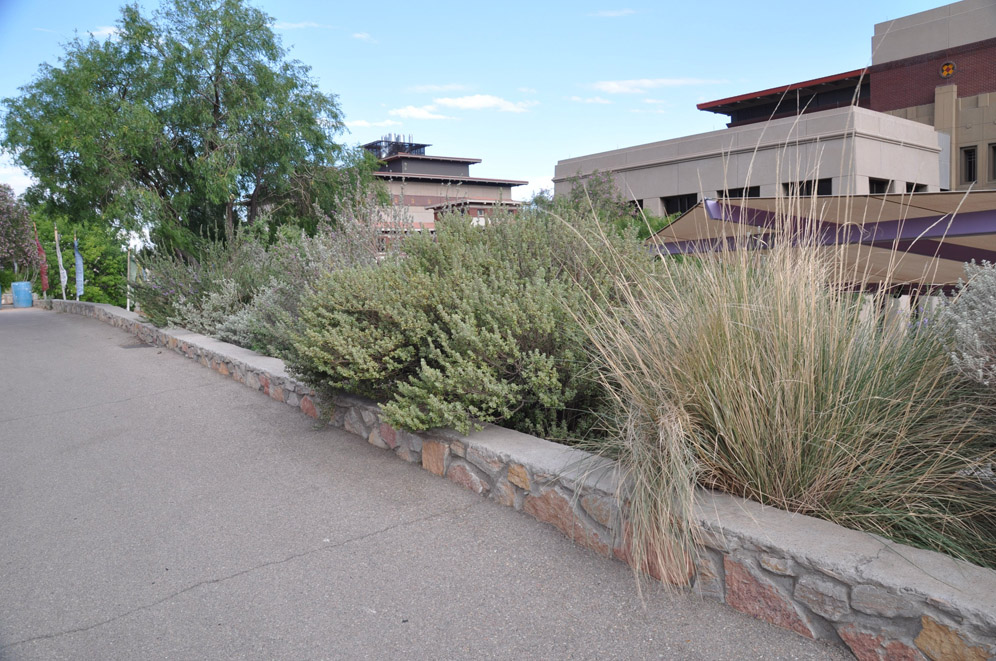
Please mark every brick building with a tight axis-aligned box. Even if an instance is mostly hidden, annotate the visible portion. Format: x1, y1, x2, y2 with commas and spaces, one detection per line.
363, 136, 524, 232
554, 0, 996, 211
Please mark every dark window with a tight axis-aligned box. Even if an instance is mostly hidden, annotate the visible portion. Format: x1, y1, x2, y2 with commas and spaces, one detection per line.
783, 178, 832, 197
869, 178, 892, 195
962, 147, 977, 183
905, 182, 927, 193
661, 193, 698, 215
990, 144, 996, 181
719, 186, 760, 199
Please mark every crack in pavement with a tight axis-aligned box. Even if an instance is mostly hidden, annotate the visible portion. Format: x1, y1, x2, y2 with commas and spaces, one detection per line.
1, 503, 477, 652
0, 382, 217, 425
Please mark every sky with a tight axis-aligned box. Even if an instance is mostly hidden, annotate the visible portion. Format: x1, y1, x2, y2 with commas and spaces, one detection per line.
0, 0, 947, 201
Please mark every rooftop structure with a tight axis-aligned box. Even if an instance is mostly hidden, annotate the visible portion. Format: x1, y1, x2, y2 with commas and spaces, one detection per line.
363, 136, 525, 229
554, 0, 996, 212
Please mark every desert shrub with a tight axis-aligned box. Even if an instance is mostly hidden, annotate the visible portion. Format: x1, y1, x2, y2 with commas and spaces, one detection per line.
943, 260, 996, 387
578, 205, 996, 575
289, 208, 643, 439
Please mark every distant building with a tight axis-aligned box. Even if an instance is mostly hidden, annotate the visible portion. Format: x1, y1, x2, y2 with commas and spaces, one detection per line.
362, 136, 525, 232
554, 0, 996, 212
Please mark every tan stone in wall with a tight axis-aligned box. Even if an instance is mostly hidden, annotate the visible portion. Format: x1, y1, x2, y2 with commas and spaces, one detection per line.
422, 440, 449, 476
915, 616, 988, 661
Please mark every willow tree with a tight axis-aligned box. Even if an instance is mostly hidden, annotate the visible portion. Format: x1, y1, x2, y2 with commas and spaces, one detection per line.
2, 0, 370, 251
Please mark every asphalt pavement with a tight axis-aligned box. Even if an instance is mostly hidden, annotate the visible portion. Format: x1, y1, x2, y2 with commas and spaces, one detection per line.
0, 307, 847, 660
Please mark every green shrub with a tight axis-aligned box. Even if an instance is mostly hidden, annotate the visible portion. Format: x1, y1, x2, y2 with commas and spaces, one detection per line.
943, 260, 996, 388
289, 209, 642, 439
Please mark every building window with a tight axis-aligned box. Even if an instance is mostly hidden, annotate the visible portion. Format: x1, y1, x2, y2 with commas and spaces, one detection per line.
990, 144, 996, 181
661, 193, 698, 215
719, 186, 760, 199
783, 178, 832, 197
869, 178, 892, 195
962, 147, 977, 183
905, 182, 927, 193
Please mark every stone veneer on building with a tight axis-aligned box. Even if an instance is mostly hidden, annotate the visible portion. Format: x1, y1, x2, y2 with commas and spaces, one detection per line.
41, 299, 996, 661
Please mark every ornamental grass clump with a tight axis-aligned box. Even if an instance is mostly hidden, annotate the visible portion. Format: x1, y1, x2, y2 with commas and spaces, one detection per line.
576, 195, 996, 577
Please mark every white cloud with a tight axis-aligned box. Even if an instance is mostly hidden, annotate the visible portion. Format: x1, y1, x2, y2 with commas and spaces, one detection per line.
591, 77, 725, 94
88, 26, 119, 39
352, 32, 376, 43
589, 9, 636, 17
643, 98, 672, 105
387, 105, 453, 120
569, 96, 611, 104
434, 94, 537, 113
32, 27, 58, 34
518, 87, 538, 94
0, 161, 34, 197
346, 119, 402, 128
272, 21, 335, 30
409, 83, 469, 93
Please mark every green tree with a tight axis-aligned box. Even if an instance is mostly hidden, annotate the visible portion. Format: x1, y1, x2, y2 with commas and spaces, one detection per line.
0, 184, 40, 289
32, 211, 128, 305
2, 0, 370, 252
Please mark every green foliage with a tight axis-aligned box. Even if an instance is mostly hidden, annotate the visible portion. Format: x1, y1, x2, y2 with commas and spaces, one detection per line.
29, 212, 127, 305
290, 209, 643, 439
541, 170, 673, 240
0, 184, 40, 285
2, 0, 372, 252
942, 261, 996, 388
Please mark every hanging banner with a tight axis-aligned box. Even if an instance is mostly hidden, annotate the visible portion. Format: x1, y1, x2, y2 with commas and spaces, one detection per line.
74, 236, 84, 299
54, 225, 67, 300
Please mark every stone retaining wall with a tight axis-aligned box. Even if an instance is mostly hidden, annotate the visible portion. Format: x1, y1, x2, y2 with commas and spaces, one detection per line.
42, 300, 996, 660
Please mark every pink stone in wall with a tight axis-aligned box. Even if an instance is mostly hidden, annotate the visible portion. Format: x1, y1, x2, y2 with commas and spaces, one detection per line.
300, 396, 318, 419
379, 423, 398, 449
837, 624, 919, 661
269, 385, 284, 403
447, 463, 490, 495
723, 557, 815, 639
524, 490, 610, 557
258, 373, 270, 396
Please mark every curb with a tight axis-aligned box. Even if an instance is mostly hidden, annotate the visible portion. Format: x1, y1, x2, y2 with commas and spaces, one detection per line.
43, 299, 996, 659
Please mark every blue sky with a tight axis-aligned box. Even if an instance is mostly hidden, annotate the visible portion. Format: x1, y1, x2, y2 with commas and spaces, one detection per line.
0, 0, 944, 200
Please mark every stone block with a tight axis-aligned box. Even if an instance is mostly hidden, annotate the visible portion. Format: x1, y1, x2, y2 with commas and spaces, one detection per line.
492, 479, 516, 508
245, 371, 261, 391
450, 439, 466, 457
258, 373, 270, 395
507, 463, 530, 490
524, 489, 610, 557
580, 494, 617, 530
218, 362, 230, 377
794, 573, 850, 621
851, 585, 922, 619
447, 462, 490, 495
360, 408, 379, 428
724, 557, 815, 639
285, 392, 300, 408
269, 385, 285, 403
759, 554, 795, 576
466, 447, 504, 477
379, 423, 398, 449
300, 396, 318, 419
422, 440, 449, 476
914, 616, 988, 661
367, 428, 389, 450
837, 624, 920, 661
344, 408, 366, 436
693, 548, 725, 602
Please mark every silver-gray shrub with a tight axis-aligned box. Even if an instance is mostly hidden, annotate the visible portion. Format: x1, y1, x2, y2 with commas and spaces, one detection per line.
944, 260, 996, 387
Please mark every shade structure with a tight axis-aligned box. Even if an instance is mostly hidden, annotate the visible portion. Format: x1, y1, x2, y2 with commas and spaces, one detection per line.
648, 191, 996, 288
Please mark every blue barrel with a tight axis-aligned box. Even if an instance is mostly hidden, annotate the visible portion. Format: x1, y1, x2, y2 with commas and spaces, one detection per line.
11, 281, 32, 308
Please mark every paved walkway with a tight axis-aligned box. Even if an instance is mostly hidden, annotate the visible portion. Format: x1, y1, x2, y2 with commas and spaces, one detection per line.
0, 307, 847, 660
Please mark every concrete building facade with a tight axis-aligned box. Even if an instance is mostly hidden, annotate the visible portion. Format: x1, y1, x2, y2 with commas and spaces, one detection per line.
554, 0, 996, 210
